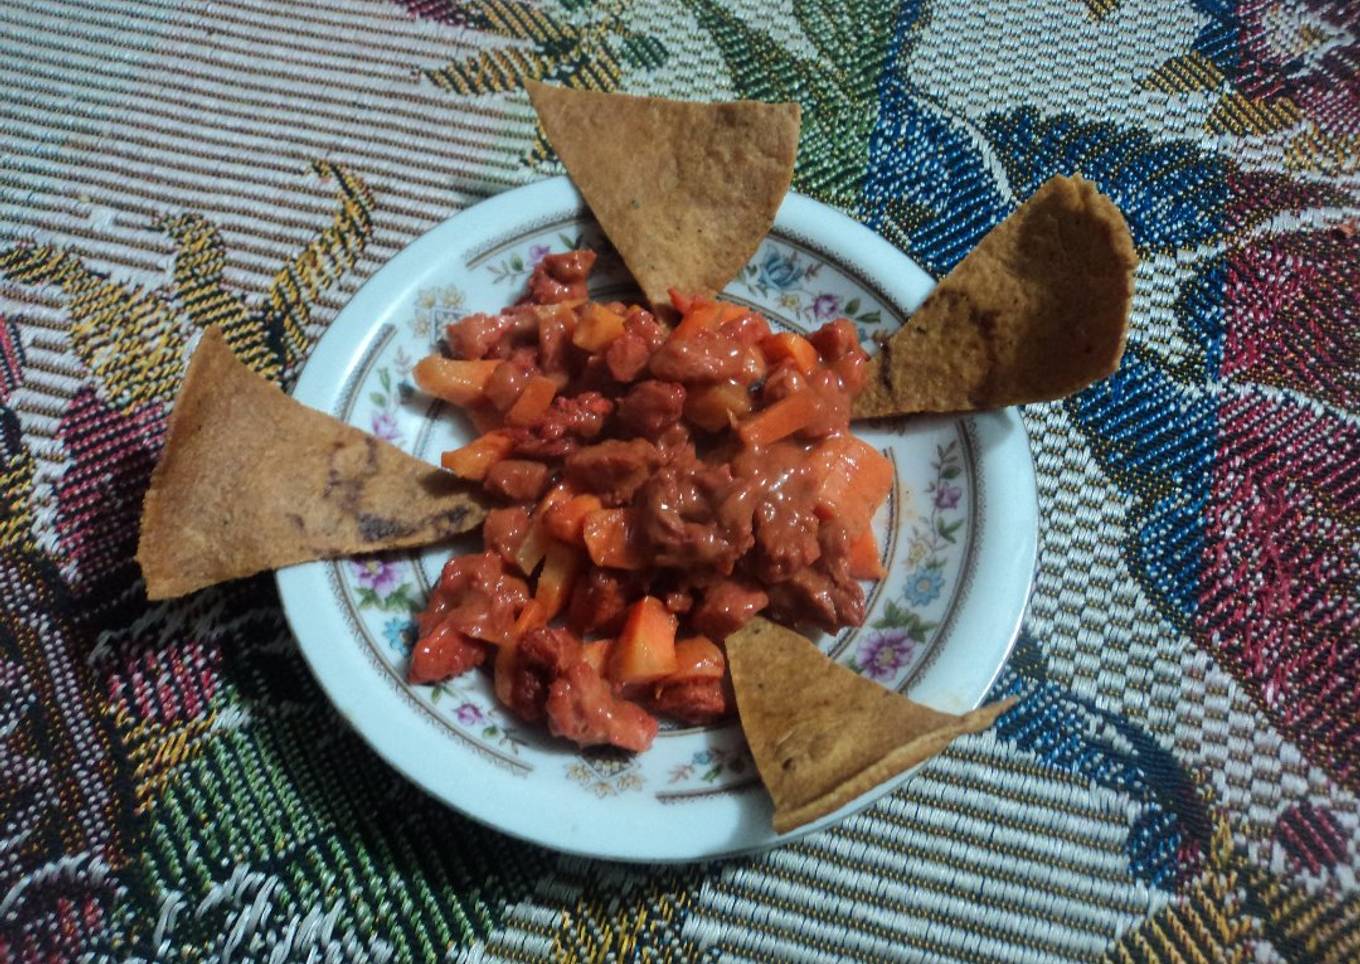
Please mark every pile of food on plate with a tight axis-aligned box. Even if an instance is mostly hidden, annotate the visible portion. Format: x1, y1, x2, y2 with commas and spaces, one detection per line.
406, 249, 892, 752
136, 81, 1135, 832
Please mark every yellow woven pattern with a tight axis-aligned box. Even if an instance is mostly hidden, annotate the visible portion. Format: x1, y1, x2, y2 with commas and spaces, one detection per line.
1102, 820, 1253, 964
1140, 51, 1225, 93
1206, 93, 1303, 137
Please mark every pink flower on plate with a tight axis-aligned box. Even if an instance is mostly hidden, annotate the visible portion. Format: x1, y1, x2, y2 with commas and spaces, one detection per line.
529, 244, 551, 265
455, 702, 483, 726
934, 483, 961, 510
856, 630, 915, 683
370, 410, 401, 444
812, 293, 840, 320
352, 558, 399, 595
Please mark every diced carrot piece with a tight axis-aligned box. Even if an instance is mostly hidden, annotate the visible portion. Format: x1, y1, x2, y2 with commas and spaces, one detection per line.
809, 435, 893, 535
736, 390, 821, 447
413, 357, 502, 406
537, 481, 575, 515
847, 527, 887, 580
545, 493, 604, 544
667, 636, 726, 682
514, 599, 547, 638
761, 332, 821, 376
578, 639, 613, 677
672, 301, 722, 339
610, 596, 678, 685
505, 375, 557, 427
441, 430, 515, 480
683, 380, 752, 432
572, 303, 627, 352
668, 288, 695, 314
582, 508, 646, 570
535, 541, 583, 620
491, 600, 547, 707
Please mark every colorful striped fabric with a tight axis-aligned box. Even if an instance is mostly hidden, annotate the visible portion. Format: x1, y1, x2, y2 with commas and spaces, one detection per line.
2, 0, 1357, 960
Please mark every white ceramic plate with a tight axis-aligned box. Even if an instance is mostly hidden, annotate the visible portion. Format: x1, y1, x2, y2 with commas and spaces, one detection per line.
277, 176, 1036, 862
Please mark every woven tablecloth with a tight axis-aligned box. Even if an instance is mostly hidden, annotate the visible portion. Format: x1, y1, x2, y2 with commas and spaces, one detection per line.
3, 1, 1357, 960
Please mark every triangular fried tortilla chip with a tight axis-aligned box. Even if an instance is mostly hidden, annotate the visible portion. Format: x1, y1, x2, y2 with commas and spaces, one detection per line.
137, 327, 486, 600
727, 618, 1014, 832
853, 175, 1136, 419
526, 81, 800, 310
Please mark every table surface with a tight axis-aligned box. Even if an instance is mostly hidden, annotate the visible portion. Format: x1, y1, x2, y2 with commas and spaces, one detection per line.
3, 1, 1357, 961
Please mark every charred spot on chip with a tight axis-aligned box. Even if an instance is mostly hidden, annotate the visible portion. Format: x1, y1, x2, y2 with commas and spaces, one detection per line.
135, 326, 486, 600
851, 175, 1135, 420
357, 514, 416, 542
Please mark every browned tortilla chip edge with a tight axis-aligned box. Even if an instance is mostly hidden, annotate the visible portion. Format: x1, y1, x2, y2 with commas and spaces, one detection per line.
852, 174, 1136, 420
727, 617, 1015, 833
136, 326, 486, 600
526, 81, 800, 309
770, 698, 1015, 833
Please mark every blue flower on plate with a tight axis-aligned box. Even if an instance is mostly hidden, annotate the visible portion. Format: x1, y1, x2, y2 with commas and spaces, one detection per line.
904, 568, 944, 606
756, 248, 803, 291
383, 618, 417, 655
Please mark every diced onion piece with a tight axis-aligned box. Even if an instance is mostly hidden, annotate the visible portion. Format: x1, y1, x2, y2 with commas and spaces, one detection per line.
571, 303, 627, 352
413, 357, 502, 406
582, 508, 646, 570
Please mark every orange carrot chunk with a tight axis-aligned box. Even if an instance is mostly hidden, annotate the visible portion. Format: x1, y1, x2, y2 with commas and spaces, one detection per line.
492, 600, 548, 707
610, 596, 678, 685
761, 332, 821, 375
545, 493, 604, 545
413, 357, 502, 406
582, 508, 646, 570
535, 541, 583, 620
668, 288, 695, 314
505, 375, 557, 427
736, 390, 821, 447
666, 636, 726, 682
571, 303, 627, 352
671, 300, 722, 339
441, 430, 515, 480
808, 435, 893, 535
847, 527, 887, 580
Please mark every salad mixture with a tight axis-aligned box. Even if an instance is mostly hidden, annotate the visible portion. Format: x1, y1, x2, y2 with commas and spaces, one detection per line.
409, 251, 891, 752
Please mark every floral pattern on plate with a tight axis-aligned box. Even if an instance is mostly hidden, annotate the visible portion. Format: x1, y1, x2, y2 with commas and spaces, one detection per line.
739, 241, 889, 338
284, 178, 1034, 858
331, 218, 975, 792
